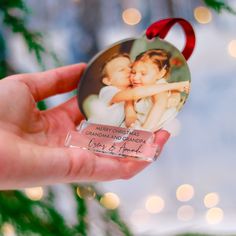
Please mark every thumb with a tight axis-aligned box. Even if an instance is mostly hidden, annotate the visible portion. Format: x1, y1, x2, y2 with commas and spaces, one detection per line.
17, 143, 147, 186
153, 129, 170, 159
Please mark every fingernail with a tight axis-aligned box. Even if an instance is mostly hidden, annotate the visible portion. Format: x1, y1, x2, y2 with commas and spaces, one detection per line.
154, 130, 170, 144
153, 144, 161, 161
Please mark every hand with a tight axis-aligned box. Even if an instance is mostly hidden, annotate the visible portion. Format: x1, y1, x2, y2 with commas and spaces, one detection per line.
176, 81, 190, 93
0, 64, 170, 189
125, 111, 137, 128
125, 115, 137, 128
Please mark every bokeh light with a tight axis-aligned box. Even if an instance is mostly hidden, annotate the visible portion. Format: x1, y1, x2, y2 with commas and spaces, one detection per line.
145, 195, 165, 214
100, 192, 120, 210
194, 6, 212, 24
77, 186, 96, 200
130, 209, 150, 226
228, 40, 236, 58
176, 184, 194, 202
122, 8, 142, 26
177, 205, 195, 221
206, 207, 224, 224
204, 192, 220, 208
24, 187, 44, 201
1, 223, 15, 236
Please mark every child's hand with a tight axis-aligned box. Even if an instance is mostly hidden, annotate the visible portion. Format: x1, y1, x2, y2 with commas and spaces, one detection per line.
176, 81, 190, 93
125, 113, 137, 127
124, 101, 137, 127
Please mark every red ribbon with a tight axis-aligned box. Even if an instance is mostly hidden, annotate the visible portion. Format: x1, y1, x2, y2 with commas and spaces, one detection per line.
146, 18, 196, 61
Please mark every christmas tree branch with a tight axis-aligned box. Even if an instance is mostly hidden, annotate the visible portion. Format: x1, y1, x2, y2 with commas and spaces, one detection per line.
203, 0, 236, 14
72, 185, 88, 236
0, 3, 45, 69
0, 191, 76, 235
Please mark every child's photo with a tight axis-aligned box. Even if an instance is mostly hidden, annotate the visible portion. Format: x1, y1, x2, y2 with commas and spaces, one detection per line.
79, 37, 191, 132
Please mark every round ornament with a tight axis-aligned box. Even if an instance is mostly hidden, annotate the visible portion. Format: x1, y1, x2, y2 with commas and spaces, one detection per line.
78, 35, 191, 132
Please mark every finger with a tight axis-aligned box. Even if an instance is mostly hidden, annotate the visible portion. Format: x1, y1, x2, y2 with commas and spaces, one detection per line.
46, 96, 84, 125
153, 129, 170, 158
1, 133, 149, 189
63, 148, 150, 182
31, 146, 149, 185
154, 129, 170, 146
52, 132, 168, 183
5, 63, 86, 102
62, 131, 169, 182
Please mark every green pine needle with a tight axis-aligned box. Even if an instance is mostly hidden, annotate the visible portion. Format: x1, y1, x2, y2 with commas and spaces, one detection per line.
203, 0, 236, 14
0, 0, 29, 13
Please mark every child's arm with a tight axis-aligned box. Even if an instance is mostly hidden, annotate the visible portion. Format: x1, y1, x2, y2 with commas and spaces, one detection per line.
110, 81, 189, 104
142, 92, 168, 131
124, 101, 137, 128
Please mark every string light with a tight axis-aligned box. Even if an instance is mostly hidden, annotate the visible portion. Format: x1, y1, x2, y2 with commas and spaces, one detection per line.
177, 205, 194, 221
130, 209, 150, 226
100, 192, 120, 210
228, 40, 236, 58
206, 207, 224, 224
24, 187, 44, 201
145, 195, 165, 214
76, 186, 96, 200
122, 8, 142, 26
194, 6, 212, 24
176, 184, 194, 202
204, 192, 220, 208
1, 223, 15, 236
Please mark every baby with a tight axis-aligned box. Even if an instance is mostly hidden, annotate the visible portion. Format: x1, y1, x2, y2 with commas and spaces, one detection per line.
83, 53, 135, 126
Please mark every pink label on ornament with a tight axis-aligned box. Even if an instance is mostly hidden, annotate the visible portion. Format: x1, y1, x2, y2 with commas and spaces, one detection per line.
65, 121, 159, 161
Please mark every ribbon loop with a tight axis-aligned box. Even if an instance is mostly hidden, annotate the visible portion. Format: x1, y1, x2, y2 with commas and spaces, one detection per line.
146, 18, 196, 60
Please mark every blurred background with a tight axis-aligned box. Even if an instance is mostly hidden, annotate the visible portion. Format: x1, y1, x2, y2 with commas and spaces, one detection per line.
1, 0, 236, 235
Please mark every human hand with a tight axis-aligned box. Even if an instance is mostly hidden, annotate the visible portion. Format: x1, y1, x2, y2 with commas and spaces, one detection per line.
125, 106, 137, 128
175, 81, 190, 93
125, 114, 137, 128
0, 64, 170, 189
